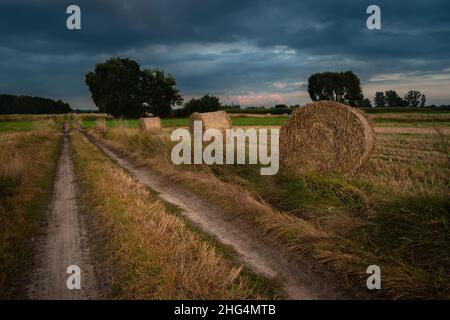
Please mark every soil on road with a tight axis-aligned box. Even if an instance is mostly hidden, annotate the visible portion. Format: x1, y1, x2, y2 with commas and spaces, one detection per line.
27, 126, 101, 299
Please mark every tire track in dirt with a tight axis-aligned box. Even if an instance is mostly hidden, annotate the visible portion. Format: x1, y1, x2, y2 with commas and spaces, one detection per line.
27, 126, 100, 299
83, 131, 344, 300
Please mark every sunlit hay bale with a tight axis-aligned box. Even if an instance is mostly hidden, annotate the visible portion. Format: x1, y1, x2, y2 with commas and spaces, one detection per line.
139, 117, 162, 134
188, 110, 231, 134
280, 101, 375, 175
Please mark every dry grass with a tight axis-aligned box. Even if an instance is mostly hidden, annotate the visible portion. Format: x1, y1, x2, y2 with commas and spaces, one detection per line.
354, 133, 449, 194
0, 129, 60, 298
94, 119, 108, 133
0, 141, 25, 195
90, 125, 449, 299
71, 131, 275, 300
370, 113, 450, 122
375, 127, 450, 134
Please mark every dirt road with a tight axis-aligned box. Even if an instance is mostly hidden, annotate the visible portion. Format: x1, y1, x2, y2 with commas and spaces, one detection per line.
27, 127, 100, 299
84, 132, 343, 300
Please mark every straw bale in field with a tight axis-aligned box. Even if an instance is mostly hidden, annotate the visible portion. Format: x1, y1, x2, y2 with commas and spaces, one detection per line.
139, 117, 162, 134
189, 110, 231, 134
280, 101, 375, 174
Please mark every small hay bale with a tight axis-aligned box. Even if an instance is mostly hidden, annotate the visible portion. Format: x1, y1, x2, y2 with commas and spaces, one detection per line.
139, 117, 161, 134
94, 119, 107, 133
280, 101, 375, 174
189, 110, 231, 134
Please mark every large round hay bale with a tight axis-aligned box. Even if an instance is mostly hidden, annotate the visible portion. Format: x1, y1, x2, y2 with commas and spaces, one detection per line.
280, 101, 375, 174
189, 110, 231, 133
139, 117, 161, 134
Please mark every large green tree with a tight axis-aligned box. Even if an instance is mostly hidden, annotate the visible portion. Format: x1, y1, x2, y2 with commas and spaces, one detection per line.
307, 71, 364, 107
385, 90, 406, 107
361, 98, 372, 108
140, 69, 183, 118
374, 91, 386, 107
85, 57, 182, 117
85, 58, 142, 117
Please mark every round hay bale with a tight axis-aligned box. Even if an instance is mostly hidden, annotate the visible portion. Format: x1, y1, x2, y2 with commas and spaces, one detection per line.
139, 117, 161, 134
280, 101, 375, 174
189, 110, 231, 133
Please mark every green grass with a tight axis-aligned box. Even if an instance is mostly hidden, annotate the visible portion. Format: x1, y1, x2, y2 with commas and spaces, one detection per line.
161, 118, 189, 127
0, 121, 35, 132
81, 115, 450, 130
0, 120, 65, 132
207, 163, 450, 297
230, 116, 287, 126
81, 119, 138, 129
82, 117, 287, 128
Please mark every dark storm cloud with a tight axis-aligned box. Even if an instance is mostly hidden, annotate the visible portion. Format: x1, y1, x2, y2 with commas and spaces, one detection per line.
0, 0, 449, 108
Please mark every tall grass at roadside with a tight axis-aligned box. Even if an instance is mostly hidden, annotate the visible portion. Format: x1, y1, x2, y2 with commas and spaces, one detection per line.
0, 144, 25, 197
93, 119, 108, 134
0, 130, 60, 298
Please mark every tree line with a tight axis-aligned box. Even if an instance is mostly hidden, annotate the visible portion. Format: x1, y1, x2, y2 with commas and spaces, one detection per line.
374, 90, 426, 108
84, 57, 434, 118
0, 94, 72, 114
1, 57, 434, 117
307, 71, 427, 108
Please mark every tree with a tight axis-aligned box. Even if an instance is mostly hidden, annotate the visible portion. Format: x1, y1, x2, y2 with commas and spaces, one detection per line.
343, 71, 365, 107
404, 90, 426, 108
307, 71, 364, 107
274, 104, 288, 109
178, 95, 222, 117
140, 69, 183, 117
85, 57, 182, 118
420, 94, 426, 107
361, 98, 372, 108
374, 91, 386, 107
223, 103, 241, 110
384, 90, 406, 107
85, 58, 142, 117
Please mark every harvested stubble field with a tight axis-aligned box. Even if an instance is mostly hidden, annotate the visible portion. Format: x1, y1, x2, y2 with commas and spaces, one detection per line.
83, 112, 450, 299
0, 111, 449, 300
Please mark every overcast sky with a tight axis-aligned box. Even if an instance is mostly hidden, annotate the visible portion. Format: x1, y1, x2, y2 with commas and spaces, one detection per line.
1, 0, 449, 109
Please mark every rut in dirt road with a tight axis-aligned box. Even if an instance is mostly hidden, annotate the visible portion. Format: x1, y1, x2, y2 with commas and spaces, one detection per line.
27, 127, 100, 299
84, 132, 344, 300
